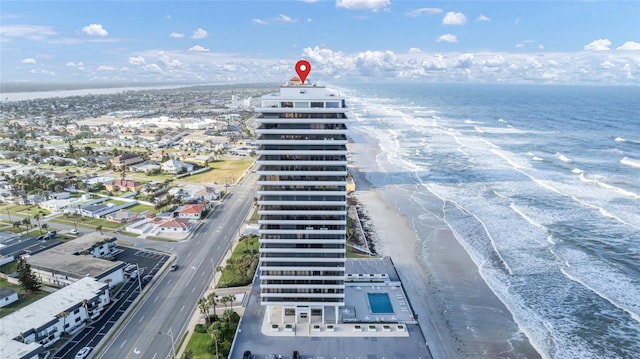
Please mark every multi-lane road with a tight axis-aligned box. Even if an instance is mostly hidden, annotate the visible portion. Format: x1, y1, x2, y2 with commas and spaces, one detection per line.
97, 171, 257, 359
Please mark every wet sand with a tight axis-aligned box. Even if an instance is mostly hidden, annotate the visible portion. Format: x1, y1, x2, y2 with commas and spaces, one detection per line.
348, 136, 541, 359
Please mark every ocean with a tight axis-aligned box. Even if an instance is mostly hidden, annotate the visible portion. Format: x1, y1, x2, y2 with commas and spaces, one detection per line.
337, 83, 640, 359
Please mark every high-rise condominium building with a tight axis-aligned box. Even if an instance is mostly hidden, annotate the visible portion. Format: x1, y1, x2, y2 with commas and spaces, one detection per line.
255, 81, 348, 323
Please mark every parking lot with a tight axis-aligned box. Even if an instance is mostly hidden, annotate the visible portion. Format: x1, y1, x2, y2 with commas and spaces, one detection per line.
50, 246, 170, 359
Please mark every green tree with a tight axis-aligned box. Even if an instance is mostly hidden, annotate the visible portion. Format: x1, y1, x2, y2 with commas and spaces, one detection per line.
95, 225, 103, 234
207, 292, 218, 320
197, 297, 210, 324
16, 256, 41, 292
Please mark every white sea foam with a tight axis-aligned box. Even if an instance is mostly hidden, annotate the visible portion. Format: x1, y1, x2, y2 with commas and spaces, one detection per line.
510, 203, 547, 230
571, 168, 584, 174
615, 137, 626, 142
579, 173, 640, 200
532, 156, 543, 161
555, 153, 573, 163
621, 156, 640, 168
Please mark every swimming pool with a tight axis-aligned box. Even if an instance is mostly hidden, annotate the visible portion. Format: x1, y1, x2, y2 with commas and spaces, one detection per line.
367, 292, 394, 314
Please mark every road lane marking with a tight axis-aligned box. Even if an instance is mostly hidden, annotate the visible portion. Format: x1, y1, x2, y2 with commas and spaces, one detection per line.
138, 316, 144, 323
180, 305, 185, 312
120, 340, 127, 348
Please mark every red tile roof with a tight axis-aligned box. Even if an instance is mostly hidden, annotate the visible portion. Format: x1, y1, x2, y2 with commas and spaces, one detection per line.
180, 204, 205, 214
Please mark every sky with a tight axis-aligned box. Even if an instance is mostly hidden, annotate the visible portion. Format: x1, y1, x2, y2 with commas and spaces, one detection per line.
1, 0, 639, 85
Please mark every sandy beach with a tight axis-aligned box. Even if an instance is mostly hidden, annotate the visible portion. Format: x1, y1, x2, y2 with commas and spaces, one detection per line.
348, 137, 541, 359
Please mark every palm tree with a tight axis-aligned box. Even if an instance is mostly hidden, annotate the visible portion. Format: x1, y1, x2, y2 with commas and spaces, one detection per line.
81, 299, 89, 322
33, 214, 42, 234
41, 223, 48, 233
197, 297, 209, 324
13, 221, 23, 235
57, 311, 69, 334
207, 324, 220, 359
21, 217, 31, 232
95, 225, 103, 234
207, 292, 218, 319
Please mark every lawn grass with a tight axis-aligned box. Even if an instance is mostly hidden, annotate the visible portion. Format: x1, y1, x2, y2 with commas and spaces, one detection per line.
0, 278, 50, 318
104, 199, 127, 206
218, 235, 258, 288
180, 158, 255, 185
1, 204, 50, 218
127, 203, 154, 214
183, 332, 213, 359
50, 216, 122, 229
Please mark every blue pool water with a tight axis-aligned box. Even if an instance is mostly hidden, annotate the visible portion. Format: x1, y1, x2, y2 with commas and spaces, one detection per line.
367, 293, 394, 314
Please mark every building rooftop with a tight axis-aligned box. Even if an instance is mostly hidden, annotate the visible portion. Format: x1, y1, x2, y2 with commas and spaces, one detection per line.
27, 233, 123, 278
0, 277, 108, 359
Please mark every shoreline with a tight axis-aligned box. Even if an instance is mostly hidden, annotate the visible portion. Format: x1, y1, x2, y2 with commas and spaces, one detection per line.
347, 136, 542, 358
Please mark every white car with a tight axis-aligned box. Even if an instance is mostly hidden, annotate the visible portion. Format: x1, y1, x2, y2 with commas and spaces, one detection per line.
70, 229, 79, 235
75, 347, 93, 359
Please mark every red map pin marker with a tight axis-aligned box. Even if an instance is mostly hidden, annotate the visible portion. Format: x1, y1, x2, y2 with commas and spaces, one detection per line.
295, 60, 311, 85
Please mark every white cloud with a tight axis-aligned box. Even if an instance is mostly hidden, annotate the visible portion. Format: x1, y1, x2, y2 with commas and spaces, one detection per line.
30, 68, 55, 76
21, 58, 37, 64
253, 14, 299, 24
335, 0, 390, 11
515, 43, 525, 49
0, 25, 57, 41
169, 32, 184, 38
600, 61, 616, 69
406, 8, 442, 17
277, 14, 297, 23
82, 24, 108, 37
617, 41, 640, 51
65, 61, 84, 69
437, 34, 458, 43
443, 12, 466, 25
144, 64, 163, 73
97, 65, 115, 71
476, 14, 490, 22
191, 28, 208, 39
189, 45, 210, 52
158, 51, 184, 68
128, 56, 146, 65
584, 39, 611, 51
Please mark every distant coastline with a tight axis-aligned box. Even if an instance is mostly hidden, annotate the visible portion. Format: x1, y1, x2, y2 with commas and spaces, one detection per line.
0, 82, 198, 102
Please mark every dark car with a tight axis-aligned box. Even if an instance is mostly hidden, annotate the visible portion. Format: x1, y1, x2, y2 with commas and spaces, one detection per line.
292, 351, 300, 359
242, 350, 251, 359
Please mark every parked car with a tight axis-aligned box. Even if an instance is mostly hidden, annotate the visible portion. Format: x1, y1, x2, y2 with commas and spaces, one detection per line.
74, 347, 92, 359
129, 270, 138, 280
142, 275, 153, 283
242, 350, 252, 359
70, 229, 79, 235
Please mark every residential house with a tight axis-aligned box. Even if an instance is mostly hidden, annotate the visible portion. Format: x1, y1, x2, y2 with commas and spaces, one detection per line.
161, 159, 194, 174
0, 278, 111, 359
105, 209, 139, 223
105, 179, 144, 192
110, 153, 144, 168
0, 288, 18, 308
157, 218, 191, 232
175, 204, 205, 219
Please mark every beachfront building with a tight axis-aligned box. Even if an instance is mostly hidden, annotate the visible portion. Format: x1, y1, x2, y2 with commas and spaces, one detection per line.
254, 80, 348, 324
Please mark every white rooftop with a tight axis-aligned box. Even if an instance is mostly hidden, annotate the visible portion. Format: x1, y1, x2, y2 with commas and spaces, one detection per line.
0, 277, 108, 358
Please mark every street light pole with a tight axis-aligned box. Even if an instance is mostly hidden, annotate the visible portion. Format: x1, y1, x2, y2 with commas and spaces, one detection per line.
158, 328, 176, 359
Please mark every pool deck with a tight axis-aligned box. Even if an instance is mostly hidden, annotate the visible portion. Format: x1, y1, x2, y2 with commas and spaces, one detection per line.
260, 257, 417, 338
